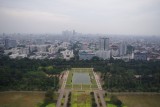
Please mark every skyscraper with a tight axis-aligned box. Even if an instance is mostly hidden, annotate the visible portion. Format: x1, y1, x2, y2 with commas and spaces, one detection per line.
4, 37, 9, 49
119, 42, 127, 56
99, 37, 109, 50
96, 37, 111, 59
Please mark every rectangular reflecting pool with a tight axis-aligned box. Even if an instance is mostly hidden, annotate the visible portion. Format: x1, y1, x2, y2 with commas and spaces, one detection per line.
72, 72, 91, 84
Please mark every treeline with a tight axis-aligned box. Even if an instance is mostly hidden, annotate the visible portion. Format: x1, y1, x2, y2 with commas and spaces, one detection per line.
0, 55, 64, 91
0, 55, 106, 91
0, 55, 160, 92
94, 60, 160, 92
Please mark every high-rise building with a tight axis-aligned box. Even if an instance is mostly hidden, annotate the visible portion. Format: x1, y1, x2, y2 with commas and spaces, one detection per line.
4, 37, 17, 49
73, 30, 76, 35
4, 38, 9, 49
9, 39, 17, 48
95, 50, 111, 60
97, 37, 111, 59
119, 42, 127, 56
111, 45, 119, 57
99, 37, 109, 50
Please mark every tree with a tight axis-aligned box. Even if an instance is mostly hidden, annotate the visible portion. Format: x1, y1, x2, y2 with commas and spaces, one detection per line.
41, 90, 54, 107
110, 95, 122, 107
91, 56, 100, 61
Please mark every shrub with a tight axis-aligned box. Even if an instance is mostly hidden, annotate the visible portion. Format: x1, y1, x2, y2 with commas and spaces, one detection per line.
110, 95, 122, 106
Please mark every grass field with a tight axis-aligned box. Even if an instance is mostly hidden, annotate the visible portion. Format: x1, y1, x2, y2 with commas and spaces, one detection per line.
0, 91, 59, 107
71, 91, 92, 107
46, 103, 56, 107
66, 68, 98, 90
117, 94, 160, 107
0, 91, 45, 107
105, 93, 160, 107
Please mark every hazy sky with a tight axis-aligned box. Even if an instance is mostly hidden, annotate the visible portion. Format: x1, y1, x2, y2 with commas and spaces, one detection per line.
0, 0, 160, 35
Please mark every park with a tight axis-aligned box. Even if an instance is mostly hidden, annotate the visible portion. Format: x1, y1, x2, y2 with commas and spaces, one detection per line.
0, 67, 160, 107
56, 68, 102, 107
65, 68, 98, 90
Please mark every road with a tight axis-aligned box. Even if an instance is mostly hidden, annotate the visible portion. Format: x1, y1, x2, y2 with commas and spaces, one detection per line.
94, 91, 100, 107
93, 71, 102, 90
56, 90, 64, 107
61, 71, 69, 90
94, 90, 107, 107
56, 70, 69, 107
63, 90, 70, 107
98, 90, 107, 107
92, 68, 107, 107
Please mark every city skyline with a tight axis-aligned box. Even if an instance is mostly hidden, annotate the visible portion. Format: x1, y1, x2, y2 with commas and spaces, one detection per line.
0, 0, 160, 35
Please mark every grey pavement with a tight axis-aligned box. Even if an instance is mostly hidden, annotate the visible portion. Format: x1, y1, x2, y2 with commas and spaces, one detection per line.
94, 91, 100, 107
63, 90, 70, 107
56, 90, 64, 107
97, 90, 107, 107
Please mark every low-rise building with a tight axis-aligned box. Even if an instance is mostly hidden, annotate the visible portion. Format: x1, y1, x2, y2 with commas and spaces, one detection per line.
61, 49, 74, 60
9, 53, 27, 59
133, 51, 147, 60
79, 50, 95, 60
95, 50, 111, 60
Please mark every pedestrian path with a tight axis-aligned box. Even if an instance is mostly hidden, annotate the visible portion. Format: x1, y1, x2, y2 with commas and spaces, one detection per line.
56, 90, 64, 107
61, 71, 69, 90
63, 90, 69, 107
94, 91, 100, 107
93, 71, 102, 90
94, 90, 107, 107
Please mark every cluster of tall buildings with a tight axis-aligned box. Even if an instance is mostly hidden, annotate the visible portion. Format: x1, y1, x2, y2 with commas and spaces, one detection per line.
1, 32, 159, 61
0, 37, 17, 49
79, 37, 128, 60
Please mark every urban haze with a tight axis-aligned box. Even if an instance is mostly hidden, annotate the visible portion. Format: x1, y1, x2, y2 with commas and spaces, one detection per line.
0, 1, 160, 107
0, 0, 160, 35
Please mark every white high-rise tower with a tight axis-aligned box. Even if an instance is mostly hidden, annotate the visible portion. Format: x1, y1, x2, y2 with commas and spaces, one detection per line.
96, 37, 110, 60
99, 37, 109, 50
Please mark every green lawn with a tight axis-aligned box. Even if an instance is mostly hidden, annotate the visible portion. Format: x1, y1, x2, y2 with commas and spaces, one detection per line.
105, 93, 160, 107
117, 94, 160, 107
46, 103, 56, 107
107, 104, 117, 107
71, 91, 92, 107
0, 91, 58, 107
60, 97, 65, 107
0, 91, 45, 107
105, 95, 127, 107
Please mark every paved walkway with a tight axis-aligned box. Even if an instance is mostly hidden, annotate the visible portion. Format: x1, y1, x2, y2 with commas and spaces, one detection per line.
63, 90, 70, 107
92, 68, 107, 107
94, 90, 107, 107
56, 70, 69, 107
56, 90, 64, 107
98, 90, 107, 107
93, 71, 102, 90
94, 91, 100, 107
61, 71, 69, 90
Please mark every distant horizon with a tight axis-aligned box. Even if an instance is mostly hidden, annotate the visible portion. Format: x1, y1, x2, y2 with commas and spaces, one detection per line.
0, 0, 160, 36
0, 32, 159, 37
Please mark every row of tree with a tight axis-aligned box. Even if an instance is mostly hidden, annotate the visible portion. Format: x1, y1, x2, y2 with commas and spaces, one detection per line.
94, 60, 160, 92
0, 55, 63, 91
0, 55, 160, 92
